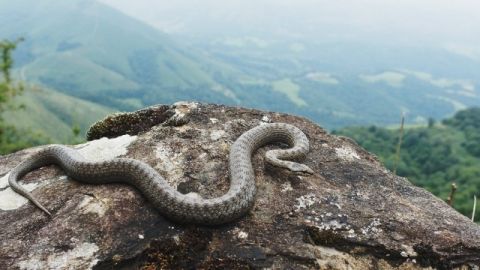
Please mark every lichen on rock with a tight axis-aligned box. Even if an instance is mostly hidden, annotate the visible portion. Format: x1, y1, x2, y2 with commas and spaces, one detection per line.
1, 102, 479, 269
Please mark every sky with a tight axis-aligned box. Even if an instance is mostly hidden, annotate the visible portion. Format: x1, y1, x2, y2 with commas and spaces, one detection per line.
98, 0, 480, 58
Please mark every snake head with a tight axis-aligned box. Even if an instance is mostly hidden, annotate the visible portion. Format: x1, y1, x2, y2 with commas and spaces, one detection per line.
287, 163, 314, 174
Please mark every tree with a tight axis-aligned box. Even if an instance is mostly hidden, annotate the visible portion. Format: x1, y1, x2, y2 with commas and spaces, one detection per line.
0, 38, 24, 110
0, 38, 46, 154
428, 117, 435, 128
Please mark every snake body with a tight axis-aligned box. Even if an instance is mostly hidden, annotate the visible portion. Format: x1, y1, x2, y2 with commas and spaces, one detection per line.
9, 123, 312, 225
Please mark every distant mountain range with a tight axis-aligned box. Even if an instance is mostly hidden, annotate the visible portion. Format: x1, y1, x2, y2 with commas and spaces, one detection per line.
1, 0, 479, 142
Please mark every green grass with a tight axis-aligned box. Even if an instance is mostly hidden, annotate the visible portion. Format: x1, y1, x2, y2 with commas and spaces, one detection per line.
25, 52, 139, 92
4, 85, 115, 143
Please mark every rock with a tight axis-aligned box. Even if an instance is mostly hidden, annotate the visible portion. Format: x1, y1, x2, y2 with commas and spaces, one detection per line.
1, 102, 479, 269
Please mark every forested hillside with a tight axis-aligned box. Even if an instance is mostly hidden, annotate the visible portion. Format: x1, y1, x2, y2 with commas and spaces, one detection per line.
334, 108, 480, 218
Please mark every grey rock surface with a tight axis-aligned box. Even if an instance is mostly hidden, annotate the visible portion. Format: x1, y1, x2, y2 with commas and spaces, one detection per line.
1, 102, 479, 269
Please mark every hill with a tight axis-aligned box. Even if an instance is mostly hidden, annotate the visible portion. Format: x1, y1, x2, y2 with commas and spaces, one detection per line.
0, 0, 247, 142
0, 0, 247, 110
4, 85, 114, 143
198, 39, 480, 128
334, 107, 480, 217
1, 0, 480, 143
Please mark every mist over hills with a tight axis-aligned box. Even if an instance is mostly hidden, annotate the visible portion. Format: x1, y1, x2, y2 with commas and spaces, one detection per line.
1, 0, 479, 141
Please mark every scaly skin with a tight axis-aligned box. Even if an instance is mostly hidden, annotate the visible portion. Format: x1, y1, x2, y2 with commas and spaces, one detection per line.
9, 123, 313, 225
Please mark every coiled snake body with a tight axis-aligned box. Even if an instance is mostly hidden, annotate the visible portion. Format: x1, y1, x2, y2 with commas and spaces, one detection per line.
9, 123, 312, 225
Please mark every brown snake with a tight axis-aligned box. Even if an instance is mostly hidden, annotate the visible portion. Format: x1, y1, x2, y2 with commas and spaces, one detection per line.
9, 123, 313, 224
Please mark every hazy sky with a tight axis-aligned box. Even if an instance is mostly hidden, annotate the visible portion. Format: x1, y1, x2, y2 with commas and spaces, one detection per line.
98, 0, 480, 57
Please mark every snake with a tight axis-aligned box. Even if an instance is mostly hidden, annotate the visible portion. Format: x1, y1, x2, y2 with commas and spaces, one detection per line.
8, 123, 313, 225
